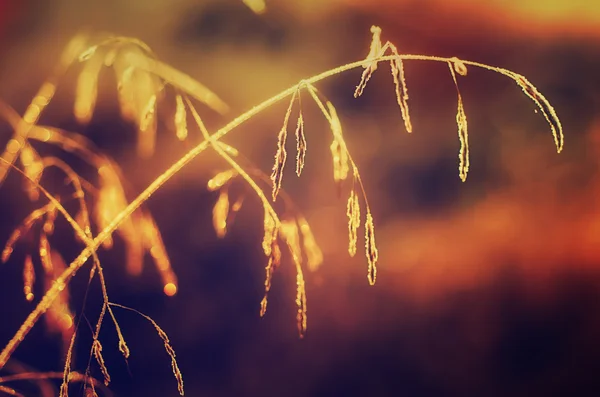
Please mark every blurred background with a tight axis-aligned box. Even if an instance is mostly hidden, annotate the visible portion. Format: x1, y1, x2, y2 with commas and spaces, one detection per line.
1, 0, 600, 396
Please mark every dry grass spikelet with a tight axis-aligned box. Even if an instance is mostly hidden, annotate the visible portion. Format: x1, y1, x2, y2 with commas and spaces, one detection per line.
137, 92, 159, 158
213, 189, 230, 238
138, 214, 177, 295
110, 45, 163, 157
2, 103, 172, 290
59, 332, 76, 397
95, 165, 131, 249
1, 232, 18, 263
22, 255, 35, 302
346, 189, 361, 257
108, 303, 184, 395
297, 215, 323, 272
218, 142, 239, 157
114, 63, 136, 120
75, 37, 228, 157
74, 47, 104, 124
295, 260, 307, 337
262, 209, 278, 257
260, 208, 281, 316
2, 204, 52, 263
448, 62, 470, 182
259, 239, 281, 317
95, 165, 160, 280
513, 73, 564, 152
271, 125, 288, 201
295, 111, 306, 177
39, 231, 53, 273
19, 144, 43, 201
139, 94, 157, 133
207, 169, 238, 191
77, 44, 98, 62
228, 194, 245, 224
354, 25, 383, 97
279, 218, 307, 337
92, 340, 110, 386
271, 91, 298, 201
203, 160, 316, 328
174, 94, 188, 141
43, 205, 57, 235
0, 33, 88, 188
390, 45, 412, 133
279, 220, 302, 274
355, 26, 414, 133
365, 212, 378, 286
143, 315, 183, 395
325, 102, 350, 185
44, 251, 74, 340
208, 169, 246, 233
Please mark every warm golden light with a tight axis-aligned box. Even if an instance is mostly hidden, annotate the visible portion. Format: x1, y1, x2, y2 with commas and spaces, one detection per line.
0, 19, 569, 397
242, 0, 266, 14
213, 190, 229, 238
163, 282, 177, 297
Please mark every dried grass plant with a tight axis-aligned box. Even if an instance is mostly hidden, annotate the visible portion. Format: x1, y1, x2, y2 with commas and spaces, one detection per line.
0, 25, 563, 396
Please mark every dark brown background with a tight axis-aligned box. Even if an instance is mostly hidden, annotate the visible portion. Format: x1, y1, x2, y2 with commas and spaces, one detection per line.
1, 1, 600, 396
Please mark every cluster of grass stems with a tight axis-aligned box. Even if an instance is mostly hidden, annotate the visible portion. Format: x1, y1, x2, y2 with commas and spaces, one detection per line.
0, 25, 563, 396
